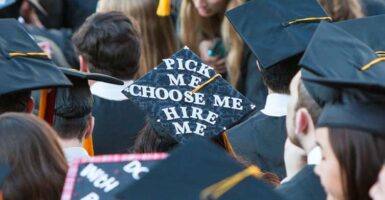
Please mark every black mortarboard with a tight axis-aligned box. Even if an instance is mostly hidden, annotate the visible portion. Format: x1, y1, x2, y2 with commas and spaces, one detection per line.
300, 15, 385, 107
299, 22, 385, 136
0, 19, 71, 96
116, 137, 278, 200
0, 162, 10, 188
226, 0, 330, 69
122, 47, 256, 143
336, 14, 385, 55
61, 153, 168, 200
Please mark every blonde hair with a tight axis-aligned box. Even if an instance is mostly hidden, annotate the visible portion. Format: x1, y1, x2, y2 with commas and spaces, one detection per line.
319, 0, 364, 21
180, 0, 245, 87
98, 0, 178, 78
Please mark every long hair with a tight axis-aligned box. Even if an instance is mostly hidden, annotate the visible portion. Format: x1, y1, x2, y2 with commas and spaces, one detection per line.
98, 0, 178, 79
329, 128, 385, 200
319, 0, 364, 21
0, 113, 68, 200
179, 0, 245, 87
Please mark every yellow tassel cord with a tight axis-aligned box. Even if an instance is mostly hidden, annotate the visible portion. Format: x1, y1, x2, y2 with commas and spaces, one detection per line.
200, 166, 262, 200
83, 136, 95, 156
360, 57, 385, 71
156, 0, 171, 17
38, 89, 48, 119
222, 131, 237, 158
9, 52, 48, 57
191, 74, 221, 94
376, 51, 385, 57
287, 17, 332, 25
0, 191, 3, 200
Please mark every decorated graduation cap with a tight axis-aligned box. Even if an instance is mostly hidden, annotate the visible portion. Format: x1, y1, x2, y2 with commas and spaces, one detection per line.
0, 19, 71, 96
299, 22, 385, 136
61, 153, 167, 200
122, 47, 256, 143
55, 68, 124, 156
226, 0, 330, 69
0, 162, 10, 189
116, 137, 272, 200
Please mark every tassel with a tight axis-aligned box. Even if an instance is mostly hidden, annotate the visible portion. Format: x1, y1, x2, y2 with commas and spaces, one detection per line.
222, 131, 237, 158
157, 0, 171, 17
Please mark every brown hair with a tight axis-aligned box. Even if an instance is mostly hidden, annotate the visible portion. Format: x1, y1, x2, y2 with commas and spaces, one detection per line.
329, 128, 385, 200
319, 0, 364, 21
0, 113, 68, 200
295, 80, 322, 123
97, 0, 178, 79
72, 11, 141, 80
0, 90, 31, 115
179, 0, 245, 87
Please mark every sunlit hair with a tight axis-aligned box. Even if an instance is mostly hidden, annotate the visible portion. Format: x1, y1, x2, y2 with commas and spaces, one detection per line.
98, 0, 178, 78
179, 0, 245, 87
319, 0, 364, 21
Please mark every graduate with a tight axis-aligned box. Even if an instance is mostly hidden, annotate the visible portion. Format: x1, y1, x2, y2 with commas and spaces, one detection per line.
278, 14, 385, 200
224, 0, 331, 179
72, 12, 147, 155
53, 68, 123, 163
299, 22, 385, 200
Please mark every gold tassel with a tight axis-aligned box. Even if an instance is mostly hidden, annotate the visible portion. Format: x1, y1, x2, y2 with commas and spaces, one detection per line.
191, 74, 221, 94
222, 131, 237, 158
360, 57, 385, 71
157, 0, 171, 17
287, 17, 332, 25
200, 166, 262, 200
9, 52, 48, 57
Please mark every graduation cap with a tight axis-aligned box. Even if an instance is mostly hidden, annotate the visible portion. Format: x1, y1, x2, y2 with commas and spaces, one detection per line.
301, 15, 385, 107
122, 47, 256, 143
336, 14, 385, 56
60, 153, 167, 200
55, 68, 124, 156
226, 0, 330, 69
116, 137, 275, 200
0, 18, 71, 96
0, 162, 10, 189
299, 22, 385, 136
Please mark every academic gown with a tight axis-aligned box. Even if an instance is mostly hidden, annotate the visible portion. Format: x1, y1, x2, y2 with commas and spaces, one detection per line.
227, 111, 287, 179
92, 95, 146, 155
238, 48, 268, 111
276, 165, 326, 200
362, 0, 385, 16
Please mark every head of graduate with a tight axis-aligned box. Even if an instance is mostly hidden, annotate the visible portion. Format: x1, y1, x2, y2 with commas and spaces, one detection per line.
298, 22, 385, 200
72, 11, 141, 81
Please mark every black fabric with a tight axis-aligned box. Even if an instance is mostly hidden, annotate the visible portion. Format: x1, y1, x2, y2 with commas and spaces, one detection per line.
238, 47, 267, 111
227, 112, 287, 179
62, 0, 98, 31
226, 0, 329, 69
276, 165, 326, 200
0, 19, 71, 95
362, 0, 385, 16
92, 95, 146, 155
0, 162, 10, 188
116, 137, 281, 200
